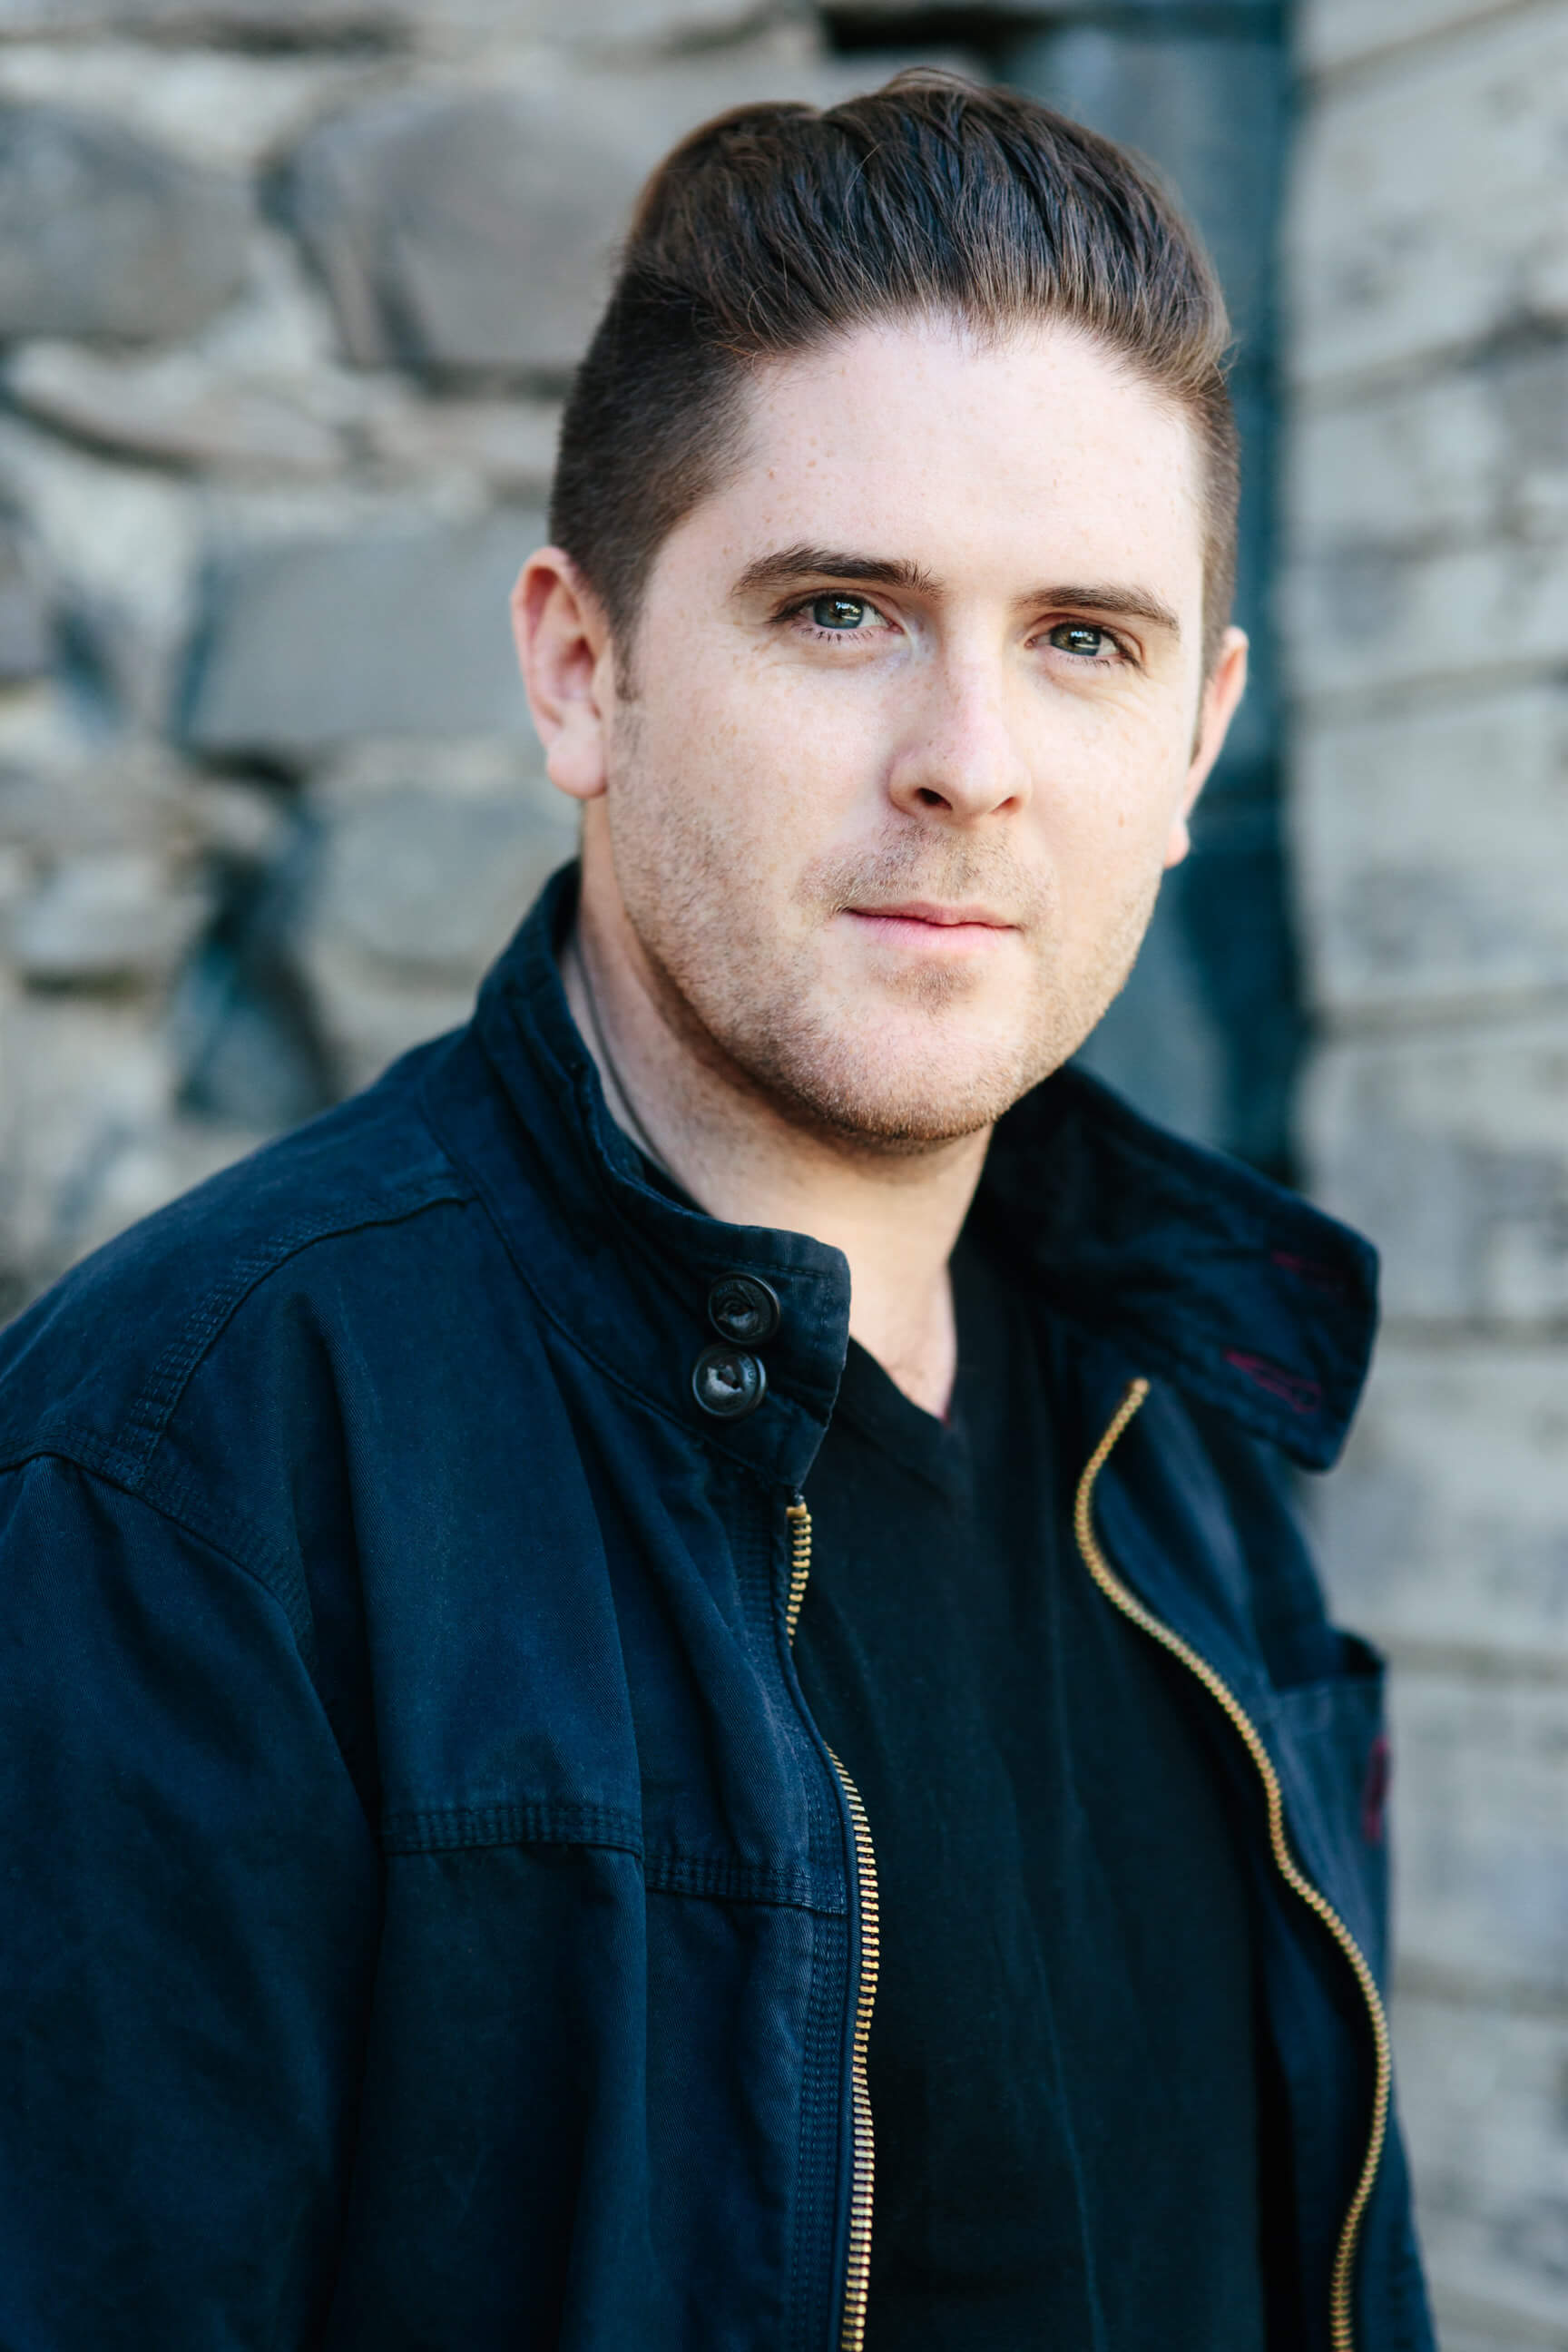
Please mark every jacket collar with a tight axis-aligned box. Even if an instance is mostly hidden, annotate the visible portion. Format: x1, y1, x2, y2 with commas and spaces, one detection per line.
424, 865, 1377, 1486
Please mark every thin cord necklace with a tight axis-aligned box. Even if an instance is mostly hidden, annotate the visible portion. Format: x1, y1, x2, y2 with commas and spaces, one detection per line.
572, 939, 681, 1187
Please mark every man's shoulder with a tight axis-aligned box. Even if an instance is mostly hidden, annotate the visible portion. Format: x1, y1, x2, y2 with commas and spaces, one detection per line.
0, 1035, 498, 1493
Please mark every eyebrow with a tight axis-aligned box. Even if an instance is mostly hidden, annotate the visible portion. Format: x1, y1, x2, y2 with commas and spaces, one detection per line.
731, 545, 1181, 639
731, 545, 939, 598
1031, 583, 1182, 638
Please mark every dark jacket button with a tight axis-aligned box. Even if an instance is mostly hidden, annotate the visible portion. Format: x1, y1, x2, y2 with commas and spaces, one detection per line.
707, 1274, 781, 1347
691, 1344, 767, 1419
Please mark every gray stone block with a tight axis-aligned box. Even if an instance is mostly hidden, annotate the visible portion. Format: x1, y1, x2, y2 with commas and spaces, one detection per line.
0, 989, 173, 1280
1287, 338, 1568, 716
181, 508, 543, 754
835, 0, 1276, 15
0, 47, 392, 184
285, 54, 884, 382
7, 851, 212, 987
0, 417, 199, 733
0, 526, 49, 686
1318, 1339, 1568, 1673
361, 397, 561, 495
1289, 370, 1508, 557
287, 87, 660, 380
1289, 13, 1568, 389
1388, 1670, 1568, 2004
1285, 528, 1568, 706
1433, 2325, 1568, 2352
1299, 0, 1524, 77
0, 0, 769, 35
300, 779, 573, 978
291, 778, 575, 1091
0, 0, 381, 24
1297, 335, 1568, 561
1304, 1022, 1568, 1329
1392, 1994, 1568, 2343
1291, 685, 1568, 1017
0, 102, 249, 347
0, 747, 205, 859
5, 344, 344, 480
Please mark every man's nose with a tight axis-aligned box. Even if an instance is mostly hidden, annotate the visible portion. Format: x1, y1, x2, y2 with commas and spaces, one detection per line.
884, 659, 1033, 824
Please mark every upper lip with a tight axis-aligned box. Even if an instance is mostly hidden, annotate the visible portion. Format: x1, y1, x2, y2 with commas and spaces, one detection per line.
847, 900, 1015, 927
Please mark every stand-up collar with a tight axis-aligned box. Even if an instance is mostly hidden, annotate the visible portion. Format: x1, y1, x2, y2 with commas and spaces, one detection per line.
424, 866, 1377, 1485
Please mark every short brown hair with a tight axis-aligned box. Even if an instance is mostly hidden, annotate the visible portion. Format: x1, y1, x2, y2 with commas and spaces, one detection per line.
551, 70, 1238, 671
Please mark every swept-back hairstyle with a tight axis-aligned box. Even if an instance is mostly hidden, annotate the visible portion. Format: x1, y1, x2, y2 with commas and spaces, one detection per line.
551, 70, 1238, 668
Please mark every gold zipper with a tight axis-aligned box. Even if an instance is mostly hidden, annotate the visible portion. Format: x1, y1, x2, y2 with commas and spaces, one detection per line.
1073, 1378, 1393, 2352
786, 1496, 880, 2352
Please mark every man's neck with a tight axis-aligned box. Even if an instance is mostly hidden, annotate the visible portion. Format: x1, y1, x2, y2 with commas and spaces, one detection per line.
562, 897, 991, 1421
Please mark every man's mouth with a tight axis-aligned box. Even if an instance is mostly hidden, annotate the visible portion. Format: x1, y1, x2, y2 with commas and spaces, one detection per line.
842, 900, 1017, 950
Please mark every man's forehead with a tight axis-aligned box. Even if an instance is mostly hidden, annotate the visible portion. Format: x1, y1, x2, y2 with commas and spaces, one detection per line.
706, 315, 1208, 592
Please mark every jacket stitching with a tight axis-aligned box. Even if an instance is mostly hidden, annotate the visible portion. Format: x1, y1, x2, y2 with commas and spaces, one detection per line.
117, 1181, 473, 1483
379, 1802, 841, 1913
0, 1447, 323, 1681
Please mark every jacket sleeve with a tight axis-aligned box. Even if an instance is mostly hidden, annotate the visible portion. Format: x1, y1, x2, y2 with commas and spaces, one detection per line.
0, 1453, 382, 2348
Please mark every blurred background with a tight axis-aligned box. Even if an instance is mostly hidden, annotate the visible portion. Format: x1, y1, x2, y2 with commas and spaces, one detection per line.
0, 0, 1561, 2340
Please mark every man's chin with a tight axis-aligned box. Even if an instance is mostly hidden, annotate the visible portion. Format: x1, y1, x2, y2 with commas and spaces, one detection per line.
750, 1034, 1047, 1155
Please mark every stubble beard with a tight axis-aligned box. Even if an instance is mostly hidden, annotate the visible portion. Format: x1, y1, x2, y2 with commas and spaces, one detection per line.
602, 728, 1163, 1159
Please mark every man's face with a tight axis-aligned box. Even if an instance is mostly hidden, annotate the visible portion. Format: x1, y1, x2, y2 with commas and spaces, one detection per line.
544, 317, 1244, 1150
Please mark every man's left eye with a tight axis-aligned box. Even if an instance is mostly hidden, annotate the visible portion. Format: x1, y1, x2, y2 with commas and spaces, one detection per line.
811, 594, 871, 631
1048, 622, 1112, 659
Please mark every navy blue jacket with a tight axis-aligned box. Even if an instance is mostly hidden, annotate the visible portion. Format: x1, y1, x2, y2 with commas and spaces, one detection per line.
0, 867, 1433, 2351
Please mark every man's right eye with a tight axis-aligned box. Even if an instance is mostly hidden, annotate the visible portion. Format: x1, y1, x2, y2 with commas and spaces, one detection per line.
810, 594, 870, 630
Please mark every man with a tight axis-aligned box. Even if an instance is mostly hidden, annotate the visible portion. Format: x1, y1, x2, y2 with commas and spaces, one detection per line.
0, 72, 1431, 2352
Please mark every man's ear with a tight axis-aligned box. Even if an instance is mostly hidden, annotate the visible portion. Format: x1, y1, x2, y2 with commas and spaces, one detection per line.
512, 548, 614, 804
1164, 626, 1249, 870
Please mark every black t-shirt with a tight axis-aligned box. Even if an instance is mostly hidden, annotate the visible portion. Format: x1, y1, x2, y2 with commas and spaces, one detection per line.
792, 1236, 1269, 2352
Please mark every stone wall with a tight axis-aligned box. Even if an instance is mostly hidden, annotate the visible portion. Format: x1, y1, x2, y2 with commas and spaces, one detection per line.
1289, 3, 1568, 2343
0, 0, 951, 1306
5, 0, 1563, 2337
0, 0, 1306, 1316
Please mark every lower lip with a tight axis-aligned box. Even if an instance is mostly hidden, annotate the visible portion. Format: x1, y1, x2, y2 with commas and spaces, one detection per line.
843, 911, 1014, 954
